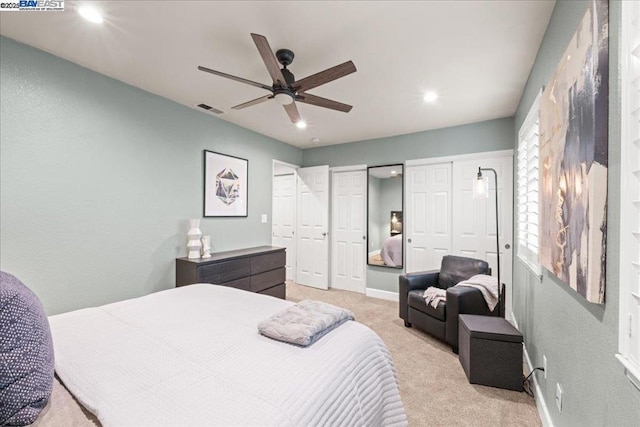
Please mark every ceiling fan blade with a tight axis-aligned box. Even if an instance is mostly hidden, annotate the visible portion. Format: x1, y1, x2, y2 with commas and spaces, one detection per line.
231, 95, 273, 110
198, 66, 273, 92
292, 61, 356, 92
251, 33, 287, 86
283, 102, 301, 124
296, 92, 352, 113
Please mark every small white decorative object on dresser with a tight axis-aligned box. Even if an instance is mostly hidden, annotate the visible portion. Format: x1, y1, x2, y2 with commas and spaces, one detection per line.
187, 219, 202, 259
201, 235, 211, 258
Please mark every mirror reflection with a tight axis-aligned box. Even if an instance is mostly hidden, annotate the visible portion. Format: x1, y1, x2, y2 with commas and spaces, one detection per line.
367, 165, 403, 268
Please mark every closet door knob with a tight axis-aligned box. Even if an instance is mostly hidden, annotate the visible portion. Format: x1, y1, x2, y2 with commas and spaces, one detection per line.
408, 238, 412, 243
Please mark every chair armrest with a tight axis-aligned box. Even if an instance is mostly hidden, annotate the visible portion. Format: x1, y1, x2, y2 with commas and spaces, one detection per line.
399, 270, 439, 321
445, 287, 492, 349
400, 270, 440, 292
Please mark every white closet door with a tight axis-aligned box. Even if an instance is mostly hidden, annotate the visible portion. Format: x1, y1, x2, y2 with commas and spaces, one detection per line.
296, 165, 330, 289
272, 174, 297, 281
452, 156, 513, 316
405, 163, 452, 273
331, 170, 367, 293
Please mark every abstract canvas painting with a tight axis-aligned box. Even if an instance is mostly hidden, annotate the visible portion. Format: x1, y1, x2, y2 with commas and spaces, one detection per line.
204, 150, 248, 217
539, 0, 608, 304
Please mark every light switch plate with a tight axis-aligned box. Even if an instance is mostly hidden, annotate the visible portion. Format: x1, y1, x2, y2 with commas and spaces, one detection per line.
261, 214, 268, 223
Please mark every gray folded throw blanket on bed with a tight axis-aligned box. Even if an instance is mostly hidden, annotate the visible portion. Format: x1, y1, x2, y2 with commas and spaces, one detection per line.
257, 300, 355, 347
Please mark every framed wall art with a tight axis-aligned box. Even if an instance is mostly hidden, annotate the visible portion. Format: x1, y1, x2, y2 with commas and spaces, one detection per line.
204, 150, 248, 217
539, 0, 608, 304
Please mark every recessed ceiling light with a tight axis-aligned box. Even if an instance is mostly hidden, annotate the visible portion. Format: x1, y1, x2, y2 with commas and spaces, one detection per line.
390, 170, 397, 175
423, 91, 438, 103
78, 5, 104, 24
296, 120, 307, 129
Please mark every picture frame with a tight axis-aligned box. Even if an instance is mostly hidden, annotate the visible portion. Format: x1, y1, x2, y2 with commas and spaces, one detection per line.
203, 150, 248, 217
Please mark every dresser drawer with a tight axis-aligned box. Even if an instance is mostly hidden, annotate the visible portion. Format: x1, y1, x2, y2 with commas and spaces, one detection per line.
251, 268, 285, 293
258, 283, 286, 299
251, 251, 285, 275
218, 277, 251, 292
197, 258, 251, 284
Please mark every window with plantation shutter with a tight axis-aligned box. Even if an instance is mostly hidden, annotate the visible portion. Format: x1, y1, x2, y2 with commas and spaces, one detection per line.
516, 93, 541, 276
617, 0, 640, 386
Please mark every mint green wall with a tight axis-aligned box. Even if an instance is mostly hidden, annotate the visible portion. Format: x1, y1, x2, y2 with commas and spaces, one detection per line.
0, 37, 302, 315
304, 117, 514, 168
304, 117, 514, 292
513, 1, 640, 425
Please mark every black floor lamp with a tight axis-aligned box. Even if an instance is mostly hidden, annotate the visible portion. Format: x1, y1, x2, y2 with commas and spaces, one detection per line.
472, 167, 502, 318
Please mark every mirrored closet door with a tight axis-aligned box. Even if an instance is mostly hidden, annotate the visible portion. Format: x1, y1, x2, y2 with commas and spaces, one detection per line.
367, 165, 404, 269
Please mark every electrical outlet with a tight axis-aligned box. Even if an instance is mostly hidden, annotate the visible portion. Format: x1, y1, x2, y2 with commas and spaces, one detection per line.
555, 383, 563, 413
543, 355, 548, 379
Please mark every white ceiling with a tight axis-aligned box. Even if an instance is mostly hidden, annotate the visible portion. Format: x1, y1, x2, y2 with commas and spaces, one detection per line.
0, 1, 555, 148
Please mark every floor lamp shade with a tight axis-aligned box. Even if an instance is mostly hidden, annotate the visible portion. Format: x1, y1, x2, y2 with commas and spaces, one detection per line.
473, 172, 490, 200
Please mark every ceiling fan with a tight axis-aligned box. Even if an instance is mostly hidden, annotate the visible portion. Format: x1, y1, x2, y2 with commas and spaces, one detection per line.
198, 33, 357, 124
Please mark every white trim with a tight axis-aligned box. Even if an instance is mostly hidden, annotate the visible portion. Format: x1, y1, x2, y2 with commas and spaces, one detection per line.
616, 354, 640, 392
517, 255, 544, 282
520, 90, 542, 132
329, 164, 367, 172
523, 344, 554, 427
511, 316, 553, 427
617, 0, 640, 385
365, 288, 399, 302
405, 149, 514, 167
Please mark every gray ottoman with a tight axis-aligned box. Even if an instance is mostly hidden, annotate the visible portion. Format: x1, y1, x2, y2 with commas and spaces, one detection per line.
458, 314, 523, 391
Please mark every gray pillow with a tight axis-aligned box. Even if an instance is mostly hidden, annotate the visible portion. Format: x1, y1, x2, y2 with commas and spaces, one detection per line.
0, 271, 54, 426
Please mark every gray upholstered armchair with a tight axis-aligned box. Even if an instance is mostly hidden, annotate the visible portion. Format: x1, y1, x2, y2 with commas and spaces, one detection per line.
399, 255, 504, 353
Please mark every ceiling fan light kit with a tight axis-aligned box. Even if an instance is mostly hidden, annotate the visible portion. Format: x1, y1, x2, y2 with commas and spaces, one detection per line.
198, 33, 356, 125
274, 92, 294, 106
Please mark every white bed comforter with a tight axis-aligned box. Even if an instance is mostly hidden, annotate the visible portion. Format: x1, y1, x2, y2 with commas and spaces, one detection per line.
49, 284, 407, 427
381, 234, 403, 267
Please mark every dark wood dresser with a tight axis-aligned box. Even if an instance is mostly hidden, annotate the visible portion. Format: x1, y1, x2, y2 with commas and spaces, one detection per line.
175, 246, 286, 299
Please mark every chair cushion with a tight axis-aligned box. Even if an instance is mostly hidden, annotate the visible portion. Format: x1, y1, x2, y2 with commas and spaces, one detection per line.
408, 290, 446, 321
0, 271, 54, 426
438, 255, 489, 289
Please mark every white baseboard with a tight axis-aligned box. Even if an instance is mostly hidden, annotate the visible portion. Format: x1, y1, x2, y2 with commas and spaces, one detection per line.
511, 316, 553, 427
365, 288, 399, 302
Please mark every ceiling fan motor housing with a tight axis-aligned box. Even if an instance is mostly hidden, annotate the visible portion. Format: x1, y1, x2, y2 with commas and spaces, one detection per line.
281, 68, 295, 86
276, 49, 296, 87
276, 49, 294, 67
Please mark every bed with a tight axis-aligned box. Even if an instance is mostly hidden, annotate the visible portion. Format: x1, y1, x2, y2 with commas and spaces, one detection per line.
47, 284, 407, 426
368, 235, 403, 267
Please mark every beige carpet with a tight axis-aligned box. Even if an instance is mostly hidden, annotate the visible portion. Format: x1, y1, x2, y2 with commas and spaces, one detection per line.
286, 281, 541, 427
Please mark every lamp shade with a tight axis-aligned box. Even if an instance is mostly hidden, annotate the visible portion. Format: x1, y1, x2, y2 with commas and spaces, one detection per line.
274, 92, 294, 105
473, 175, 490, 199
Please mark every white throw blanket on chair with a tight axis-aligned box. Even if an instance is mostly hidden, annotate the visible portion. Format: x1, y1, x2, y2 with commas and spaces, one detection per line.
454, 274, 499, 311
423, 287, 446, 308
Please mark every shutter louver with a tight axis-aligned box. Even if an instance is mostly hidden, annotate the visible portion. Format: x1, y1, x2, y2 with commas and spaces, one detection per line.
516, 94, 541, 275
